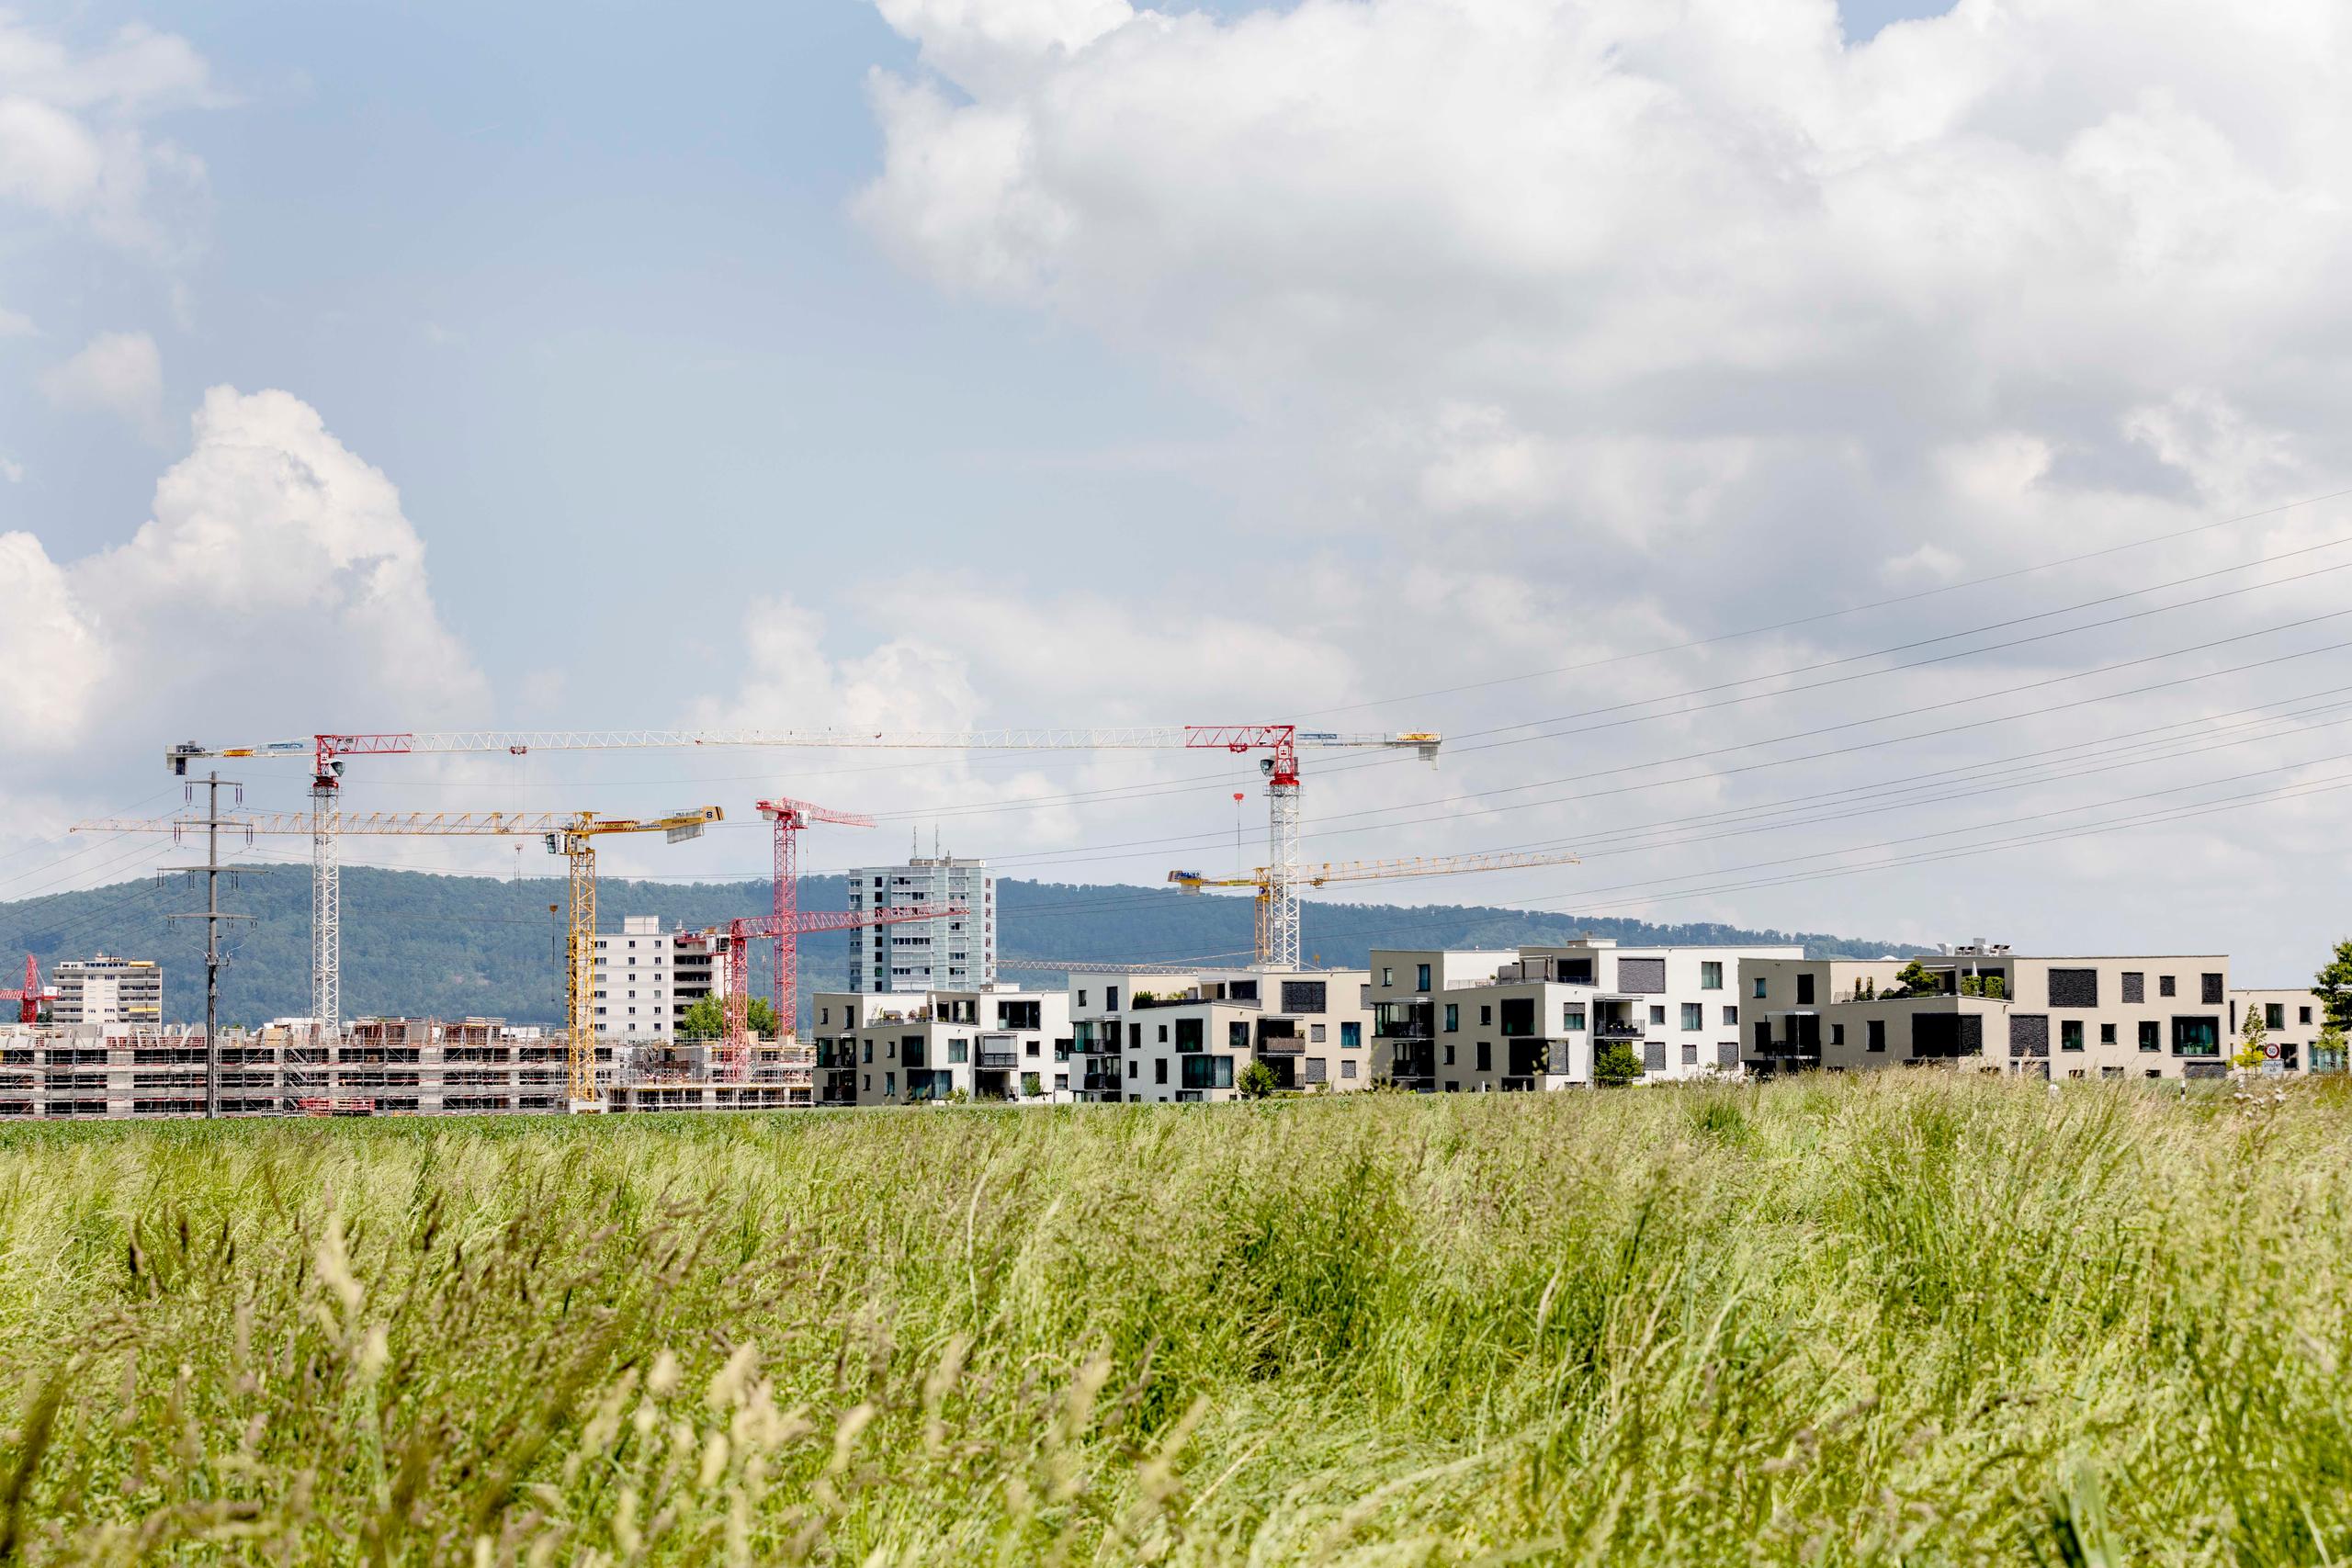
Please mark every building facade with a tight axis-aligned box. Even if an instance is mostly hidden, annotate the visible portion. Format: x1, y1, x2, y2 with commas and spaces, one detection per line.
844, 855, 995, 994
1366, 939, 1801, 1090
51, 955, 162, 1026
2228, 987, 2345, 1075
591, 917, 729, 1041
812, 986, 1070, 1105
1735, 946, 2323, 1079
1062, 967, 1376, 1104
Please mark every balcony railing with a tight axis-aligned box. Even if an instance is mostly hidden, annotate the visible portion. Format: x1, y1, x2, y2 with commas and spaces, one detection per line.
1593, 1022, 1645, 1041
1256, 1033, 1304, 1056
978, 1047, 1019, 1070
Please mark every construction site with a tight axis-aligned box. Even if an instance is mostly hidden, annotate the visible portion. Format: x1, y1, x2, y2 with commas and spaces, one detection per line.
1, 723, 1489, 1119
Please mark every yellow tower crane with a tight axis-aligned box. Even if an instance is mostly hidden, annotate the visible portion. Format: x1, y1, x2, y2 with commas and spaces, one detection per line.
542, 807, 721, 1109
1168, 849, 1585, 966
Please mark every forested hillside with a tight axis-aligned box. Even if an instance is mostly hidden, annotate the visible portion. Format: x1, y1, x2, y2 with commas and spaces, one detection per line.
0, 868, 1916, 1025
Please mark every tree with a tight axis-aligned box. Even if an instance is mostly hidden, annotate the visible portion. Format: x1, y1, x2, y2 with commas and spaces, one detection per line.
2315, 1019, 2348, 1076
677, 995, 779, 1041
2315, 940, 2352, 1032
2232, 1003, 2269, 1074
1594, 1041, 1640, 1087
1236, 1060, 1280, 1100
1888, 959, 1939, 999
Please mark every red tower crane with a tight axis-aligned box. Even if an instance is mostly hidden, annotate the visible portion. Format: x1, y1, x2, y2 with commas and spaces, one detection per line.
0, 954, 51, 1024
704, 904, 962, 1083
756, 795, 874, 1040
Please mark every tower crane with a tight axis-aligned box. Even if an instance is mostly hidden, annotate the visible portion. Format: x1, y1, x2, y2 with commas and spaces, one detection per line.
74, 806, 718, 1110
1168, 848, 1586, 966
0, 954, 52, 1024
164, 725, 1442, 1034
754, 795, 873, 1041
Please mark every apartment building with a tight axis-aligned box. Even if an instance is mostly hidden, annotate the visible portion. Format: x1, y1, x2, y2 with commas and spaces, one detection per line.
591, 917, 729, 1041
1739, 945, 2286, 1079
810, 985, 1070, 1105
1366, 939, 1801, 1090
51, 955, 162, 1026
844, 855, 995, 993
1059, 967, 1375, 1103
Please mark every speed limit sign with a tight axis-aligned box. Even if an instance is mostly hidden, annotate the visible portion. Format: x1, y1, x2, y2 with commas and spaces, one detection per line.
2264, 1042, 2281, 1060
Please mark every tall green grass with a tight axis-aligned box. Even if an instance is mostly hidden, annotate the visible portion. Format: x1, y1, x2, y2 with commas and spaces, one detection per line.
0, 1075, 2346, 1563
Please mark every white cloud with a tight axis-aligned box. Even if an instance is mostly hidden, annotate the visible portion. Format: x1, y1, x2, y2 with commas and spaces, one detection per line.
0, 16, 217, 253
6, 386, 486, 758
0, 457, 22, 484
40, 329, 163, 439
845, 0, 2352, 961
0, 307, 33, 337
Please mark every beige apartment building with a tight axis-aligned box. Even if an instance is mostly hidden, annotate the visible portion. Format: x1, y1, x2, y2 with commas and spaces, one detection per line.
1740, 946, 2273, 1079
51, 956, 162, 1026
1366, 939, 1801, 1090
811, 986, 1072, 1106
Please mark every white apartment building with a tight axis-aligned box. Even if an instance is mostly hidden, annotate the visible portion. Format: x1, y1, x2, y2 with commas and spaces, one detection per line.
1736, 946, 2349, 1080
844, 855, 995, 993
1367, 939, 1803, 1090
1063, 967, 1376, 1103
51, 956, 163, 1027
810, 986, 1070, 1105
2232, 986, 2348, 1075
590, 917, 729, 1041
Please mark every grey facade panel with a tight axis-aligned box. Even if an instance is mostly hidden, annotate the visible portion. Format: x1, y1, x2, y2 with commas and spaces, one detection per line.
2009, 1013, 2050, 1058
1716, 1040, 1739, 1071
1280, 981, 1328, 1015
2201, 973, 2225, 1005
1644, 1040, 1667, 1072
2048, 968, 2098, 1009
1548, 1040, 1571, 1075
2120, 971, 2145, 1004
1616, 957, 1667, 995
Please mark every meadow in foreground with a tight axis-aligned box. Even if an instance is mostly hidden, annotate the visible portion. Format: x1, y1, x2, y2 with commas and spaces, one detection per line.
0, 1074, 2346, 1564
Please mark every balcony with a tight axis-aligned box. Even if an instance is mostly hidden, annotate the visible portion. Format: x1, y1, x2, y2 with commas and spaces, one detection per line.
1255, 1033, 1304, 1056
978, 1043, 1020, 1070
1593, 1021, 1645, 1042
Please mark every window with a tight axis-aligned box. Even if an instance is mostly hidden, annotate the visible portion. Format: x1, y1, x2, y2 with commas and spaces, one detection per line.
1195, 1055, 1236, 1090
1310, 1023, 1327, 1043
1480, 1005, 1493, 1026
1127, 1059, 1137, 1079
1078, 989, 1089, 1008
1157, 1024, 1169, 1043
2100, 1023, 2116, 1044
862, 1042, 872, 1064
1795, 973, 1815, 1006
1753, 977, 1768, 999
2172, 1017, 2221, 1056
1561, 1004, 1586, 1032
2139, 1021, 2160, 1053
1381, 966, 1394, 987
820, 1006, 831, 1025
1445, 1004, 1459, 1032
2061, 1021, 2084, 1052
1867, 1020, 1885, 1054
1443, 1043, 1455, 1066
1701, 962, 1724, 990
1341, 1060, 1357, 1079
2159, 975, 2177, 998
1228, 1021, 1249, 1050
1129, 1023, 1142, 1048
1476, 1041, 1491, 1071
1648, 1005, 1666, 1026
2049, 968, 2098, 1009
1723, 1006, 1739, 1026
2201, 974, 2224, 1005
1416, 964, 1430, 993
2301, 1007, 2313, 1025
1175, 1019, 1204, 1052
1154, 1059, 1168, 1085
1282, 981, 1329, 1014
948, 1039, 968, 1065
2120, 973, 2143, 1004
1682, 1043, 1699, 1066
2266, 1003, 2286, 1031
1680, 1003, 1702, 1031
863, 1074, 870, 1092
1340, 1021, 1361, 1049
1105, 986, 1120, 1011
884, 1073, 896, 1097
1830, 1023, 1845, 1045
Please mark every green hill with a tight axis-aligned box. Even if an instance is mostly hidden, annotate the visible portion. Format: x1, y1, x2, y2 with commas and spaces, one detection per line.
0, 866, 1917, 1026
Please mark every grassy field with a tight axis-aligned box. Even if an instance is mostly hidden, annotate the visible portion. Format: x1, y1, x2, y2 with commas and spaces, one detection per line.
0, 1077, 2346, 1564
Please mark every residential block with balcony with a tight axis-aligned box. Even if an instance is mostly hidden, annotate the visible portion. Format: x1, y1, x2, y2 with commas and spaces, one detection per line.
1064, 967, 1374, 1103
810, 987, 1071, 1106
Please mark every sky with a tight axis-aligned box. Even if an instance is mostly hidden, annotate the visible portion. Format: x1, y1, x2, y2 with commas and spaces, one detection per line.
9, 0, 2352, 983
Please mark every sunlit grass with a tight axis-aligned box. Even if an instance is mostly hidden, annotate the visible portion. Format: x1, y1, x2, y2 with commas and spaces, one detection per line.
0, 1074, 2346, 1562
